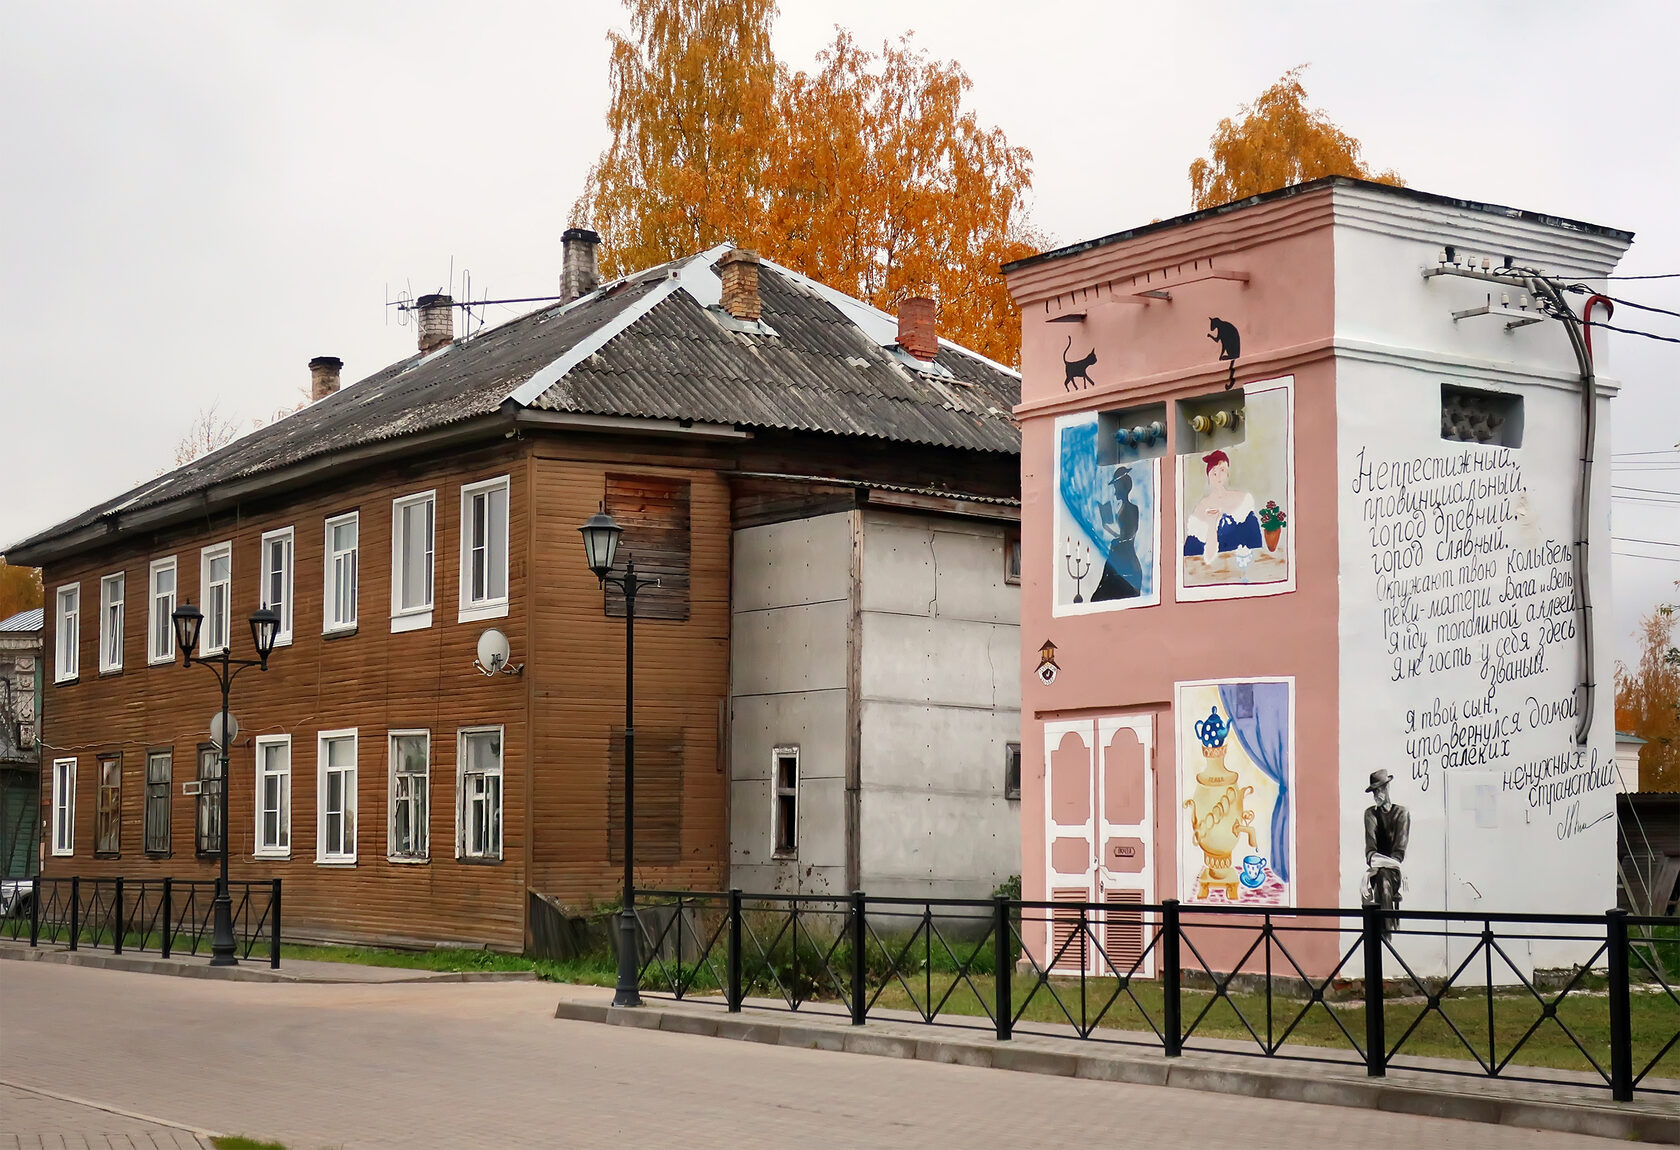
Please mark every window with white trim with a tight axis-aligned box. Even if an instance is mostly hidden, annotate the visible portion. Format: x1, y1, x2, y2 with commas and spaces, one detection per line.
55, 584, 80, 683
457, 727, 502, 860
51, 758, 75, 856
254, 735, 291, 858
148, 557, 177, 664
317, 730, 358, 863
388, 730, 430, 861
201, 542, 232, 654
772, 746, 798, 857
324, 512, 359, 632
391, 492, 435, 631
99, 573, 124, 673
459, 476, 510, 621
145, 750, 171, 855
260, 527, 294, 646
95, 754, 121, 855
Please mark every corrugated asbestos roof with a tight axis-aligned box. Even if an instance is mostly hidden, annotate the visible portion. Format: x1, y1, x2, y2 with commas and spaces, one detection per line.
7, 251, 1020, 557
0, 609, 43, 633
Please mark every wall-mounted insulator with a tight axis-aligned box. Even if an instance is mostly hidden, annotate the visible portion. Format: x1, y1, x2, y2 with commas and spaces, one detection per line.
1191, 414, 1212, 434
1149, 420, 1165, 443
1213, 409, 1233, 429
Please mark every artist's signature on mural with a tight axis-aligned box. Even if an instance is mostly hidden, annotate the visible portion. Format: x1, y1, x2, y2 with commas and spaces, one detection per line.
1555, 800, 1613, 841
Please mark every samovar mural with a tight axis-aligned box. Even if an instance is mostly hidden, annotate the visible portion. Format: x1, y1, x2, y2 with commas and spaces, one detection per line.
1182, 705, 1257, 900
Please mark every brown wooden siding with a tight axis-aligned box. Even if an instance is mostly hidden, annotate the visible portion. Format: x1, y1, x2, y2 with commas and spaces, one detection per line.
39, 441, 532, 950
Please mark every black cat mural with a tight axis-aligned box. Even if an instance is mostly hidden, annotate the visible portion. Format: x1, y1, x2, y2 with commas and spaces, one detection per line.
1062, 335, 1097, 391
1208, 317, 1240, 389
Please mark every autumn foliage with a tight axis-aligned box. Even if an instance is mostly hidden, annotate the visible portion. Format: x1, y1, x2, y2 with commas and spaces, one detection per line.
1616, 595, 1680, 793
0, 561, 43, 622
576, 1, 1041, 365
1189, 66, 1402, 211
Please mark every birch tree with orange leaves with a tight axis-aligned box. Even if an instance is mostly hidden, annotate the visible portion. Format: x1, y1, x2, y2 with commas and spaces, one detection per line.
1189, 66, 1402, 211
1616, 593, 1680, 793
575, 1, 1042, 366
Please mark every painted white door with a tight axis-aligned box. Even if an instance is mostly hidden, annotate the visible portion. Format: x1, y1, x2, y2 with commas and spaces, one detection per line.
1097, 715, 1155, 978
1043, 720, 1097, 974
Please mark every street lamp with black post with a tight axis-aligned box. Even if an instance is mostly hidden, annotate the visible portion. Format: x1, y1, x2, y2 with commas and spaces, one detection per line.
579, 505, 659, 1008
171, 600, 281, 967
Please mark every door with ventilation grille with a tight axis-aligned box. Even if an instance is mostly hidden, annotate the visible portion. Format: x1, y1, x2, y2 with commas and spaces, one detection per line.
1043, 720, 1097, 975
1096, 715, 1154, 978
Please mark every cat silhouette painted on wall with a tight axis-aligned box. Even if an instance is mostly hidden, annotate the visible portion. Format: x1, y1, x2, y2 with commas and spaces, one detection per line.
1091, 467, 1142, 600
1208, 318, 1240, 389
1063, 335, 1097, 391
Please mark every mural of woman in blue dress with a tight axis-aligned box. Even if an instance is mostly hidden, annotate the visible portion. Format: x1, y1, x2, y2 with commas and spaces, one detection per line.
1091, 467, 1142, 600
1183, 449, 1263, 557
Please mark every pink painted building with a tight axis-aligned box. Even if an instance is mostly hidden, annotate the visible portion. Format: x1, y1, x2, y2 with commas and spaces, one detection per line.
1003, 178, 1631, 978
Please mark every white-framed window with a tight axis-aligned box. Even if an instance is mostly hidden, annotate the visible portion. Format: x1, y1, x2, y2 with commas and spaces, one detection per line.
388, 730, 430, 862
254, 734, 292, 858
317, 729, 358, 864
51, 758, 75, 856
148, 557, 178, 664
200, 542, 232, 654
391, 491, 436, 632
99, 573, 124, 673
459, 476, 510, 622
260, 526, 294, 646
324, 511, 359, 633
772, 745, 798, 857
457, 726, 503, 861
54, 583, 80, 683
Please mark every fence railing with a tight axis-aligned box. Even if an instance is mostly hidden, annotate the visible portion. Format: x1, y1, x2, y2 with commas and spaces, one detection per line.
1, 876, 281, 968
631, 890, 1678, 1102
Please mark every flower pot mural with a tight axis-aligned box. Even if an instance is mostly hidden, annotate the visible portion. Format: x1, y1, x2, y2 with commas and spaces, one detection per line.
1182, 705, 1257, 900
1260, 501, 1287, 553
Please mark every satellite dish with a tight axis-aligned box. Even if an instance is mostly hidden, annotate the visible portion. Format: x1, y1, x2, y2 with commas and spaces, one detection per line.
209, 711, 240, 749
476, 629, 513, 676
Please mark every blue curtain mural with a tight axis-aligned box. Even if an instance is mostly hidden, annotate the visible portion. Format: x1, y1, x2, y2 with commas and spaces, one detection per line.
1219, 681, 1291, 881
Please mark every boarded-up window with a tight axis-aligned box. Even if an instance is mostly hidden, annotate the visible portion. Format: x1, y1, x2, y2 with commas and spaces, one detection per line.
604, 474, 690, 621
607, 725, 683, 864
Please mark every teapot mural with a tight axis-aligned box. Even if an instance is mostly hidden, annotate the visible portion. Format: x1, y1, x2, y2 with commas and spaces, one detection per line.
1182, 704, 1258, 900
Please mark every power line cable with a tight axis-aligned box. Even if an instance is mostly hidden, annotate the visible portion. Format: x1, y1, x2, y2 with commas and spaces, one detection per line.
1588, 320, 1680, 344
1563, 284, 1680, 320
1613, 535, 1680, 549
1614, 449, 1679, 458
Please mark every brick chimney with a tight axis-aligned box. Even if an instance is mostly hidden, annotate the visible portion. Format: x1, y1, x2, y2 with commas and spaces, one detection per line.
561, 227, 602, 303
897, 296, 938, 361
718, 248, 762, 321
416, 294, 454, 354
309, 356, 343, 402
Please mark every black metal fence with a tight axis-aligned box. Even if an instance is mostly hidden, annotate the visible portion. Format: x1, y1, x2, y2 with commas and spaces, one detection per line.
2, 876, 282, 968
632, 890, 1678, 1102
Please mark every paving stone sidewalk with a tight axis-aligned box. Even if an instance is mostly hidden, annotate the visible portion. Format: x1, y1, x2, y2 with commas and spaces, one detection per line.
0, 1083, 211, 1149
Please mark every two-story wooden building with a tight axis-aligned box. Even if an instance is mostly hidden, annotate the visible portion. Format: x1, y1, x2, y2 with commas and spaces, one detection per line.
7, 236, 1023, 950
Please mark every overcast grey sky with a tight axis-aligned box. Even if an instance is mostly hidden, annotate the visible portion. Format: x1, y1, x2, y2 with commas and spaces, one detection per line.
2, 0, 1674, 660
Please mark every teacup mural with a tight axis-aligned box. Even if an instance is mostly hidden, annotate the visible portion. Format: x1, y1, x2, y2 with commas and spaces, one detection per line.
1177, 376, 1294, 600
1053, 411, 1160, 614
1176, 678, 1294, 906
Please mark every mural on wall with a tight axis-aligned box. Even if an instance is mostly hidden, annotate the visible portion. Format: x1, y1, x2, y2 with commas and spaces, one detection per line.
1054, 412, 1160, 614
1361, 768, 1410, 936
1062, 336, 1098, 391
1207, 317, 1241, 389
1176, 678, 1294, 907
1178, 376, 1295, 601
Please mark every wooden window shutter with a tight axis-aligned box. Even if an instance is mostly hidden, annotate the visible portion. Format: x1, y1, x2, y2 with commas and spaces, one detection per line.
607, 725, 684, 864
604, 474, 690, 621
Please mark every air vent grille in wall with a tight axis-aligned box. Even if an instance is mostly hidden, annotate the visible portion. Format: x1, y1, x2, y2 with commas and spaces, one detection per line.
1440, 384, 1523, 448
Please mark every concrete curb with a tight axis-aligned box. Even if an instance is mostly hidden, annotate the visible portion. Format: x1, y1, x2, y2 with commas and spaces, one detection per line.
0, 1077, 222, 1146
552, 1000, 1679, 1144
0, 943, 540, 984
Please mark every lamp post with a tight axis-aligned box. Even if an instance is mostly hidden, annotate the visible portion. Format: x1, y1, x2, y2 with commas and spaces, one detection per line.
580, 505, 659, 1008
171, 600, 281, 967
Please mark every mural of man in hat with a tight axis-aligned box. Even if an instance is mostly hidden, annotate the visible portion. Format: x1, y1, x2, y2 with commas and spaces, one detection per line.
1362, 768, 1410, 935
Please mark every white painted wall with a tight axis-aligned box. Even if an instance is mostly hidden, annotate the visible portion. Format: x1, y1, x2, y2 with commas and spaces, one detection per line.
857, 510, 1022, 900
1332, 188, 1628, 977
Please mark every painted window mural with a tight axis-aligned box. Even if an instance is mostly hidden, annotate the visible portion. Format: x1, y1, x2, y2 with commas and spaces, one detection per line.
1175, 678, 1294, 907
1053, 410, 1161, 615
1177, 376, 1295, 600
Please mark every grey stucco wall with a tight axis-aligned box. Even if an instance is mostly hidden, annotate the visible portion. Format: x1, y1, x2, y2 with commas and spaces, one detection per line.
729, 513, 853, 895
857, 511, 1021, 901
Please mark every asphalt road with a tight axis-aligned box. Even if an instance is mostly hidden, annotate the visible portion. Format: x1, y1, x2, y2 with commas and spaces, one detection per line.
0, 962, 1651, 1149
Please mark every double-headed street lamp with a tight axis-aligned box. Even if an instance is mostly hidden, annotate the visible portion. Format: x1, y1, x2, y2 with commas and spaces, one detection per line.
580, 506, 659, 1008
171, 600, 281, 967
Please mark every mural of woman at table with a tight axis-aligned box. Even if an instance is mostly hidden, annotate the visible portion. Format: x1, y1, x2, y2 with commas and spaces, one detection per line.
1054, 412, 1160, 614
1178, 376, 1294, 601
